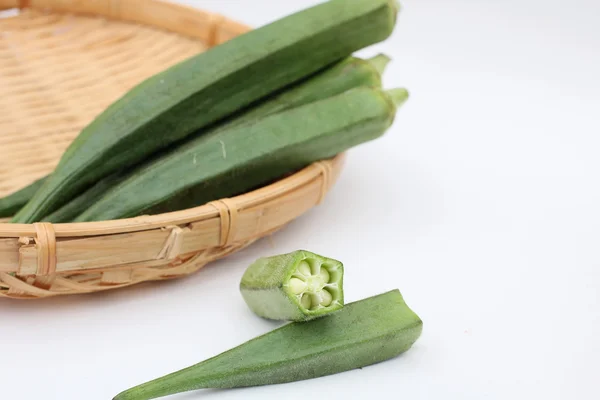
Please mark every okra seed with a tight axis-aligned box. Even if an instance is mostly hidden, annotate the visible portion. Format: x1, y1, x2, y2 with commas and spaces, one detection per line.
301, 293, 311, 309
310, 293, 322, 307
319, 267, 330, 283
297, 260, 312, 277
289, 257, 342, 310
320, 289, 333, 306
291, 273, 307, 282
308, 258, 321, 275
288, 278, 307, 295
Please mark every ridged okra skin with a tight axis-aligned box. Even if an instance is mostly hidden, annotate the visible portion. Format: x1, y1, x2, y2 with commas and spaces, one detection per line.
240, 250, 344, 321
41, 172, 126, 223
112, 289, 423, 400
13, 0, 399, 223
0, 178, 45, 218
30, 54, 389, 223
75, 86, 408, 222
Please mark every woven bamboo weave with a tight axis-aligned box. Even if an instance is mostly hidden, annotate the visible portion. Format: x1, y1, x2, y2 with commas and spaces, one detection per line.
0, 0, 345, 299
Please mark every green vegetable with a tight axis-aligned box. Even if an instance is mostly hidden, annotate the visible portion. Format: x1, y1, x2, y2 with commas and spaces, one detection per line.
112, 289, 423, 400
20, 54, 389, 223
74, 86, 409, 222
8, 56, 396, 225
240, 250, 344, 321
217, 53, 391, 131
12, 0, 400, 223
0, 177, 45, 218
42, 173, 126, 223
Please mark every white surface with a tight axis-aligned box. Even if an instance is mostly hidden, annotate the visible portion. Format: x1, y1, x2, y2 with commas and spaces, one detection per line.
2, 0, 599, 399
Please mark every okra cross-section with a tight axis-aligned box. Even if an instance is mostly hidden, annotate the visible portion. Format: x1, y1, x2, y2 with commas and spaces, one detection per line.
240, 250, 344, 321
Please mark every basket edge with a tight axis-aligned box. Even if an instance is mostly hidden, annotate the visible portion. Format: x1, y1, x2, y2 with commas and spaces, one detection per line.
0, 154, 346, 278
1, 0, 250, 45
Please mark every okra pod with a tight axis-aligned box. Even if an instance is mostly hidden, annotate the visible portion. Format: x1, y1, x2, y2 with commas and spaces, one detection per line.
0, 177, 45, 218
16, 54, 389, 223
12, 0, 399, 223
75, 86, 409, 222
113, 289, 423, 400
240, 250, 344, 321
41, 172, 126, 223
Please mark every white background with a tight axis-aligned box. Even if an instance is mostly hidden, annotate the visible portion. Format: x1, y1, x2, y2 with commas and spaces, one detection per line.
2, 0, 599, 399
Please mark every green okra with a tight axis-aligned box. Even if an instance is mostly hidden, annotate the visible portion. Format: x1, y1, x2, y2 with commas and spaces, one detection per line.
41, 173, 126, 223
112, 289, 423, 400
12, 0, 399, 223
240, 250, 344, 321
74, 86, 409, 222
222, 53, 391, 128
0, 177, 46, 218
8, 54, 390, 223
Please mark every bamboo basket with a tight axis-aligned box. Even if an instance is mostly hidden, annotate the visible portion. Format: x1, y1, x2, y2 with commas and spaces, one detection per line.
0, 0, 346, 299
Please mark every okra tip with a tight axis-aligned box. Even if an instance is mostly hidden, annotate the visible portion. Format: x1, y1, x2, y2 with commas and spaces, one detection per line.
387, 88, 409, 107
368, 53, 392, 75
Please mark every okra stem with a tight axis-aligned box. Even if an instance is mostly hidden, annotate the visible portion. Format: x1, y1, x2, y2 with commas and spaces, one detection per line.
368, 53, 392, 75
388, 88, 410, 106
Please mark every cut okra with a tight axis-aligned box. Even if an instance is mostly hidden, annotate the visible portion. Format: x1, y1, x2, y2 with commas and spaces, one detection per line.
240, 250, 344, 321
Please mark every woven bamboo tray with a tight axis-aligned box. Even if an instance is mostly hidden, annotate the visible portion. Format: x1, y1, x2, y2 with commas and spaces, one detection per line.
0, 0, 345, 299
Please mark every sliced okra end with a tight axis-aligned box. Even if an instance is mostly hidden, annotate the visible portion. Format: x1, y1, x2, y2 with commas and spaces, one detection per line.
239, 250, 344, 322
284, 251, 344, 320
